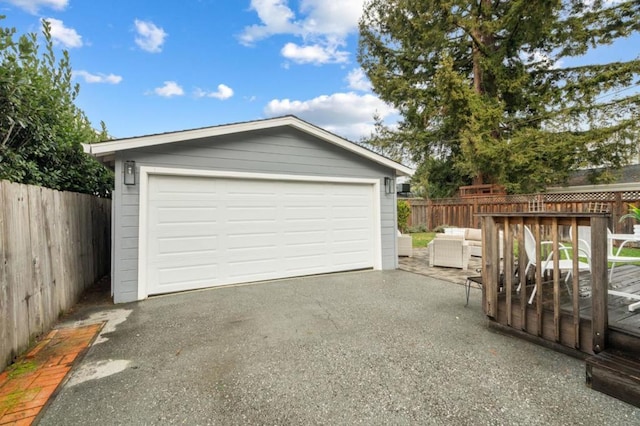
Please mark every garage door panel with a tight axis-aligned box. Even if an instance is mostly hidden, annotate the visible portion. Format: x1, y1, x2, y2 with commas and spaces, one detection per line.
157, 207, 218, 224
227, 207, 278, 221
332, 252, 371, 267
227, 259, 279, 279
332, 218, 370, 230
157, 235, 219, 254
283, 239, 328, 249
284, 257, 330, 273
333, 230, 368, 242
145, 174, 376, 296
157, 263, 219, 283
283, 230, 327, 244
151, 177, 219, 200
281, 243, 329, 257
153, 224, 218, 238
227, 247, 279, 262
227, 233, 278, 249
283, 207, 330, 220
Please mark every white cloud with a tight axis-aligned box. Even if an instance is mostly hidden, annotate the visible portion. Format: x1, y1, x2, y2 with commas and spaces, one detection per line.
5, 0, 67, 14
153, 81, 184, 97
240, 0, 366, 65
74, 70, 123, 84
42, 18, 82, 48
298, 0, 365, 36
239, 0, 299, 45
346, 68, 372, 92
281, 42, 348, 65
264, 91, 397, 140
134, 19, 167, 53
194, 84, 234, 100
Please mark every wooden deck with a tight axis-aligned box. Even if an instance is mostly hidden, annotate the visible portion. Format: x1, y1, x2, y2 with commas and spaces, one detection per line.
573, 264, 640, 336
515, 265, 640, 337
480, 213, 640, 407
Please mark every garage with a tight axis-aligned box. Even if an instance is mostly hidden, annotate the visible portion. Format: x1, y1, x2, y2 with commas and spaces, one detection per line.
84, 116, 413, 303
142, 172, 378, 296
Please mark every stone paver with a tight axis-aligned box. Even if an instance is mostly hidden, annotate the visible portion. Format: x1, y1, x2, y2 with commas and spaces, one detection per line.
399, 247, 482, 287
0, 324, 103, 425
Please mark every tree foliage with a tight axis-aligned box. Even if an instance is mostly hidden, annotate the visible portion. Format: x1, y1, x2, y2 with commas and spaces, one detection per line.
0, 17, 113, 197
358, 0, 640, 195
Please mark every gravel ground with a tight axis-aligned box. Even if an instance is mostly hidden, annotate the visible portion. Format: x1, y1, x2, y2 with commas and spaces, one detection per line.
40, 270, 640, 425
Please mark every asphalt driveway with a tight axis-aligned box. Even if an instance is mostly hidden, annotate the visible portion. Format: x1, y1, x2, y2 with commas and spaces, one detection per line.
40, 270, 640, 425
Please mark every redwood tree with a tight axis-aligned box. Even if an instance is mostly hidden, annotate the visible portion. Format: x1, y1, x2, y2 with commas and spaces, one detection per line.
358, 0, 640, 195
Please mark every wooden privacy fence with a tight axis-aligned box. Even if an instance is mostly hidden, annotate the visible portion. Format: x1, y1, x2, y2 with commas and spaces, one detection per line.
0, 180, 111, 370
407, 189, 640, 232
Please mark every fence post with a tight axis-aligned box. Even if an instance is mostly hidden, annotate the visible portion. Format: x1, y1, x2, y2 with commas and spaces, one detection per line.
614, 192, 623, 232
473, 197, 479, 228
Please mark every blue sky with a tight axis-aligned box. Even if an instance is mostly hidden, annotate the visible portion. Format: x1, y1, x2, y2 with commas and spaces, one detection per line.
1, 0, 393, 141
0, 0, 637, 142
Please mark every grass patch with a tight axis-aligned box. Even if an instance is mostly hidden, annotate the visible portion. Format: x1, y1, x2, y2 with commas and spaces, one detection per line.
410, 232, 436, 248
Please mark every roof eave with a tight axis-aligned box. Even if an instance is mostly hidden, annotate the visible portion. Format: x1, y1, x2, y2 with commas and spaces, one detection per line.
83, 116, 414, 176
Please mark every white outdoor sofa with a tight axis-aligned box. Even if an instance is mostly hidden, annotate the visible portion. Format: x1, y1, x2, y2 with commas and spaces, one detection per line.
443, 227, 483, 257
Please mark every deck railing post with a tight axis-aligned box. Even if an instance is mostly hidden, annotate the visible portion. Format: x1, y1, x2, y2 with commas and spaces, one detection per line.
482, 216, 498, 318
590, 216, 609, 353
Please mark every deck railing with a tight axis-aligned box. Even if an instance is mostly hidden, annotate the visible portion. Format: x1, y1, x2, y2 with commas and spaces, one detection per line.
480, 213, 611, 355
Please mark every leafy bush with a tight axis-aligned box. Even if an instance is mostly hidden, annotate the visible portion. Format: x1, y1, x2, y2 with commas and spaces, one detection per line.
0, 18, 113, 197
407, 224, 428, 233
433, 225, 451, 233
397, 200, 411, 233
620, 203, 640, 223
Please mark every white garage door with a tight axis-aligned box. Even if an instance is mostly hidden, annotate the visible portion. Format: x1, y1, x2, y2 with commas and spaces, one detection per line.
144, 174, 377, 295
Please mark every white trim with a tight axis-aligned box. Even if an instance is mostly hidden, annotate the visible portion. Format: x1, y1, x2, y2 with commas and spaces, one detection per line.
137, 167, 150, 301
83, 116, 413, 176
137, 166, 383, 300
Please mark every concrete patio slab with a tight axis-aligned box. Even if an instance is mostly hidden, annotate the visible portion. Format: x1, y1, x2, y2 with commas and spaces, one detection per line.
39, 270, 640, 425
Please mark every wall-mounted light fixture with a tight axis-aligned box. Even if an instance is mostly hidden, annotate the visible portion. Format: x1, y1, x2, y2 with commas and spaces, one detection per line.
124, 161, 136, 185
384, 177, 394, 194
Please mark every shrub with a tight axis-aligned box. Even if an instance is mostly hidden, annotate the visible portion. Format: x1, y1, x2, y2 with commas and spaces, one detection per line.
397, 200, 411, 233
407, 224, 428, 233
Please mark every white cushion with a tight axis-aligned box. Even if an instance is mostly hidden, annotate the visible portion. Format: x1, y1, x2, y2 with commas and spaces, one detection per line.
465, 228, 482, 241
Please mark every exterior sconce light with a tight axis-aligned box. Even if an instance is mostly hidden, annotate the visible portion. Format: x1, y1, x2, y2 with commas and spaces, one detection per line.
124, 161, 136, 185
384, 177, 394, 194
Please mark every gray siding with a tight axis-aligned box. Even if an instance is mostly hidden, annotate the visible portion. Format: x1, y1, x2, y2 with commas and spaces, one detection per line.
112, 127, 398, 303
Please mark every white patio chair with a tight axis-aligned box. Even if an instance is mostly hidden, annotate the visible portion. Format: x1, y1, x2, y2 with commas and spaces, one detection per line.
571, 226, 640, 284
524, 226, 590, 304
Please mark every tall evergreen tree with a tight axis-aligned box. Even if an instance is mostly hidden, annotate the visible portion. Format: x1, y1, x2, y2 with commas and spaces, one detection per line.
358, 0, 640, 195
0, 18, 113, 197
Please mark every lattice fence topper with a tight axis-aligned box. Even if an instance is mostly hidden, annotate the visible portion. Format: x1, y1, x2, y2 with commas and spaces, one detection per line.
544, 192, 616, 202
585, 202, 610, 213
432, 191, 640, 205
528, 196, 545, 212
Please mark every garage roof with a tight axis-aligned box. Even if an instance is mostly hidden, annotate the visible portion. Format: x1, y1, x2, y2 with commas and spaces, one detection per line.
83, 115, 413, 176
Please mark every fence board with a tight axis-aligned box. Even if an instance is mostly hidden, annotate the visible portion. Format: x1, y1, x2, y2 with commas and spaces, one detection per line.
3, 183, 32, 359
27, 185, 46, 338
0, 180, 111, 370
0, 182, 8, 369
407, 190, 640, 231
